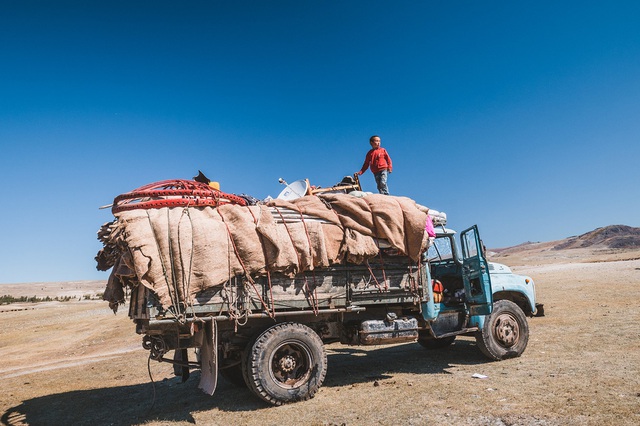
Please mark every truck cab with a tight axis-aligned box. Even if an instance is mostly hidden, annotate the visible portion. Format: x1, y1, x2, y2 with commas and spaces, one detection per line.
419, 225, 541, 356
425, 226, 539, 316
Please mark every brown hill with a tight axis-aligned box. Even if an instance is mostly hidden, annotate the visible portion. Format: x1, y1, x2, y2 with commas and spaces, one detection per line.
552, 225, 640, 250
489, 225, 640, 265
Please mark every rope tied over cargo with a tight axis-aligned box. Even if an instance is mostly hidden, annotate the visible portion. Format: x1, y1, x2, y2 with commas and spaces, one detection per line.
296, 208, 320, 314
165, 208, 183, 321
408, 261, 422, 306
273, 205, 320, 314
224, 277, 249, 330
374, 239, 388, 290
366, 207, 388, 292
272, 206, 304, 273
364, 260, 386, 292
320, 197, 346, 232
146, 209, 184, 321
392, 196, 412, 262
249, 206, 276, 318
216, 209, 275, 321
177, 205, 200, 321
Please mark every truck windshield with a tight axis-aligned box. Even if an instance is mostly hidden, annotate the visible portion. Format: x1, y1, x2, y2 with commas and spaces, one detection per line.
426, 236, 454, 262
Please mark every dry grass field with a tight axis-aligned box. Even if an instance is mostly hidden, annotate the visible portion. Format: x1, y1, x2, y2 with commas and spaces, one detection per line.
1, 245, 639, 425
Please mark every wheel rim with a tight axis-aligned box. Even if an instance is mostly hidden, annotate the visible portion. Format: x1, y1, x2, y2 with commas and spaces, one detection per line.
269, 341, 313, 389
493, 313, 520, 347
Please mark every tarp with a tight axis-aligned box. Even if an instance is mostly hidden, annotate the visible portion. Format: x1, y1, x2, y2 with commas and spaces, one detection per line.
97, 193, 430, 310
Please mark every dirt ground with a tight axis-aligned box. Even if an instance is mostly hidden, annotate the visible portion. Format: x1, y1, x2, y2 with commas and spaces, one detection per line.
1, 251, 639, 426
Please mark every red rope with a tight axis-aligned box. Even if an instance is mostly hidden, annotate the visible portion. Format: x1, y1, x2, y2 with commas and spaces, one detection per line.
364, 260, 384, 292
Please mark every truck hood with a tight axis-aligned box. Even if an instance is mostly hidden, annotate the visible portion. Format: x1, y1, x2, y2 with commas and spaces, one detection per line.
488, 262, 513, 274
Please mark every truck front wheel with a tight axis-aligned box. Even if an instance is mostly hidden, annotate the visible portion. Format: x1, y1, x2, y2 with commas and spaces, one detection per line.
244, 322, 327, 405
475, 300, 529, 360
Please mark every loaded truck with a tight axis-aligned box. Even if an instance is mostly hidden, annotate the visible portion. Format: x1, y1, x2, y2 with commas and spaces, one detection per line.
96, 178, 541, 406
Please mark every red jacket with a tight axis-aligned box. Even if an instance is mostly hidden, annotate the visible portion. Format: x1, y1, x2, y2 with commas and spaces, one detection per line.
359, 147, 392, 174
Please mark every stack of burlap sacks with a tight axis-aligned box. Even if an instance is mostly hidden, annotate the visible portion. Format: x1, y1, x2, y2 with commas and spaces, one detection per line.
97, 193, 431, 311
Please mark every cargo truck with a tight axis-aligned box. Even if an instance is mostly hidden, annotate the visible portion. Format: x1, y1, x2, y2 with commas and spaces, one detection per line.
97, 179, 540, 406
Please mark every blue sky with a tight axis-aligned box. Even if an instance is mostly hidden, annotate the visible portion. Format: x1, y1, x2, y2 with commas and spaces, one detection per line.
1, 1, 639, 284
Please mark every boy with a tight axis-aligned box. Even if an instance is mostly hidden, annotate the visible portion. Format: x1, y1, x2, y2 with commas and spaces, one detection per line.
356, 135, 392, 195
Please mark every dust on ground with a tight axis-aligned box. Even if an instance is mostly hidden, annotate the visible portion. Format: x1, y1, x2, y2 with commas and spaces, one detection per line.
1, 254, 639, 425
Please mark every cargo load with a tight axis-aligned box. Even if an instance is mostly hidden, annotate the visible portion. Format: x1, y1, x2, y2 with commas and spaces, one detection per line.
97, 179, 438, 315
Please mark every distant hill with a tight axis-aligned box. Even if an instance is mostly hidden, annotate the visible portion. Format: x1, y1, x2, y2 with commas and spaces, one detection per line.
552, 225, 640, 250
489, 225, 640, 265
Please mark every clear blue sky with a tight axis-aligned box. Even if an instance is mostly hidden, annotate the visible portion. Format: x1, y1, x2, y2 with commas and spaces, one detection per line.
1, 1, 639, 284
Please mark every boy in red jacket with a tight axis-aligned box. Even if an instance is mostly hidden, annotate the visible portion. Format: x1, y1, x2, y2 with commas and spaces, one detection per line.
357, 135, 392, 195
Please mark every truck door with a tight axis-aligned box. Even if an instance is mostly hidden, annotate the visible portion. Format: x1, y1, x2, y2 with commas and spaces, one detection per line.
460, 225, 493, 315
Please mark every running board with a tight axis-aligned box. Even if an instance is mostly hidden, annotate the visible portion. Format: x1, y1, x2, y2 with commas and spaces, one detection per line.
435, 327, 478, 339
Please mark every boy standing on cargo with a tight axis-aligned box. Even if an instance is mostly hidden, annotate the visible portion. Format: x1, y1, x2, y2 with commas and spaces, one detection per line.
357, 135, 392, 195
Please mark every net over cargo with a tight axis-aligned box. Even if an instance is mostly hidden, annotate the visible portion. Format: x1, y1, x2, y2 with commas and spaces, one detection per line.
96, 189, 439, 314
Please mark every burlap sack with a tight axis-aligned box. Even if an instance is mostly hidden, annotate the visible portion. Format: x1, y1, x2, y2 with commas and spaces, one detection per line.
102, 193, 429, 308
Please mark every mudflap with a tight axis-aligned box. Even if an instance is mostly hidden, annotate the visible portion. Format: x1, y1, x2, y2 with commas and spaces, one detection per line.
198, 320, 218, 395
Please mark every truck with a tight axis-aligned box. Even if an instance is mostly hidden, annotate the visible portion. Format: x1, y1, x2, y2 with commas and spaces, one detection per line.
97, 179, 541, 406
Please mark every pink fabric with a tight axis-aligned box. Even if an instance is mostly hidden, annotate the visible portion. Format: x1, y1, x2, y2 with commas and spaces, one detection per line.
425, 215, 436, 238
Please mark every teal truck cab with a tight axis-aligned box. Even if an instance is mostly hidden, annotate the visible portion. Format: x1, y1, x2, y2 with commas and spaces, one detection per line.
421, 225, 542, 360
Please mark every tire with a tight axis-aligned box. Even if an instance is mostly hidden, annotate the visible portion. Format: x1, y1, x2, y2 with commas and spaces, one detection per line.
244, 322, 327, 406
475, 300, 529, 360
418, 334, 456, 350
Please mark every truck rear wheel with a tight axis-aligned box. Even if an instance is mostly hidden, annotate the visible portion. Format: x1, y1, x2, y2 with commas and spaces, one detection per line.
244, 322, 327, 405
475, 300, 529, 360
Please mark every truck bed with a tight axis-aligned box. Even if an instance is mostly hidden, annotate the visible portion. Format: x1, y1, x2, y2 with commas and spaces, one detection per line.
128, 253, 428, 324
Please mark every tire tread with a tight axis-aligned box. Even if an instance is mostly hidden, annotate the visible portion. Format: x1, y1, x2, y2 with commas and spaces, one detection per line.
245, 322, 327, 406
